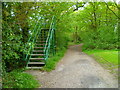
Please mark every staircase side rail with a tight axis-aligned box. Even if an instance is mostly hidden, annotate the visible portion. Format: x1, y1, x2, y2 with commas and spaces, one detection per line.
24, 17, 43, 62
44, 16, 56, 61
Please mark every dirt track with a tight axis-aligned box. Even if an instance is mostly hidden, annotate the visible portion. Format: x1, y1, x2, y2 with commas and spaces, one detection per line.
26, 44, 118, 88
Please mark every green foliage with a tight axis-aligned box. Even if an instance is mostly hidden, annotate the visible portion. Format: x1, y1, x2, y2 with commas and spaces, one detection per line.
2, 2, 74, 71
42, 48, 66, 72
73, 2, 118, 50
2, 2, 29, 71
2, 70, 39, 88
2, 2, 119, 88
84, 50, 118, 65
2, 2, 44, 71
2, 1, 119, 72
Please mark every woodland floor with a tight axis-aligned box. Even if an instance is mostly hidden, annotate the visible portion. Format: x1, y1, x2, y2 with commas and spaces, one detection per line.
26, 44, 118, 88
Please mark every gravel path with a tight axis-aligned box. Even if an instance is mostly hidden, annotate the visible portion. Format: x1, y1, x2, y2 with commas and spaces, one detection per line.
26, 44, 118, 88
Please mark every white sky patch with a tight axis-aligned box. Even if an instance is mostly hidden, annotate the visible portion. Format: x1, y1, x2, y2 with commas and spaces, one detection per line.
114, 0, 119, 4
2, 0, 120, 3
104, 0, 119, 3
78, 2, 89, 11
20, 28, 22, 31
29, 17, 32, 19
78, 7, 84, 10
11, 11, 15, 16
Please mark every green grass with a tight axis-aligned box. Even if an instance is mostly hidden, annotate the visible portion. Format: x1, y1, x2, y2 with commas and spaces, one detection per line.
42, 48, 66, 72
84, 50, 118, 65
84, 49, 119, 77
2, 69, 39, 88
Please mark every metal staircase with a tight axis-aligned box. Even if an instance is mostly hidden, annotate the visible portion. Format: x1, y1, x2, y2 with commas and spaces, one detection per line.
24, 16, 56, 69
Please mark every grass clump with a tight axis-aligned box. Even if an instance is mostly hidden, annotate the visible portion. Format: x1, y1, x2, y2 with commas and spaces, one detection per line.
2, 69, 39, 88
42, 48, 66, 72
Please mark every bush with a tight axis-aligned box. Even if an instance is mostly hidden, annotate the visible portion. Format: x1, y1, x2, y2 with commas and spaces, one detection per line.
80, 25, 118, 50
2, 70, 39, 88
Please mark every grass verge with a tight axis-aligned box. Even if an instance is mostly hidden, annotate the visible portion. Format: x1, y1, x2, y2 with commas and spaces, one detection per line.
2, 69, 39, 88
42, 48, 66, 72
84, 49, 119, 77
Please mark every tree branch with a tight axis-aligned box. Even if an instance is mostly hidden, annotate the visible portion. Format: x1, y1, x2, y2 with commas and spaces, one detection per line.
113, 0, 120, 9
104, 2, 120, 19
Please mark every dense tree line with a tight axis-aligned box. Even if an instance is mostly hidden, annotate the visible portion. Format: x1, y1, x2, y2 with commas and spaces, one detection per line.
66, 2, 119, 50
2, 2, 119, 72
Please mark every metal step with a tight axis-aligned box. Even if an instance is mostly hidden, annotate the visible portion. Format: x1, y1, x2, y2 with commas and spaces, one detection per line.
36, 41, 46, 42
36, 39, 47, 41
30, 58, 44, 60
31, 54, 44, 56
36, 44, 46, 45
34, 47, 44, 49
37, 36, 48, 38
33, 50, 44, 52
37, 39, 46, 40
37, 36, 47, 37
28, 62, 45, 64
41, 29, 50, 31
26, 67, 43, 69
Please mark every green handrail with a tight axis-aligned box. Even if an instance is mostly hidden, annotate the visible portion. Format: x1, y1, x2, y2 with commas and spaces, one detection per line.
44, 16, 56, 62
24, 15, 56, 64
24, 17, 43, 62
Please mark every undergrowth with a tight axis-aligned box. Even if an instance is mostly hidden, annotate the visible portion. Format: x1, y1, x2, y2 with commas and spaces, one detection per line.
42, 48, 66, 72
2, 69, 39, 88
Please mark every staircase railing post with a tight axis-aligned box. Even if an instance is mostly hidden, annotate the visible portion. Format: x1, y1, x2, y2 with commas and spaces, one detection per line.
54, 16, 56, 55
43, 15, 56, 63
